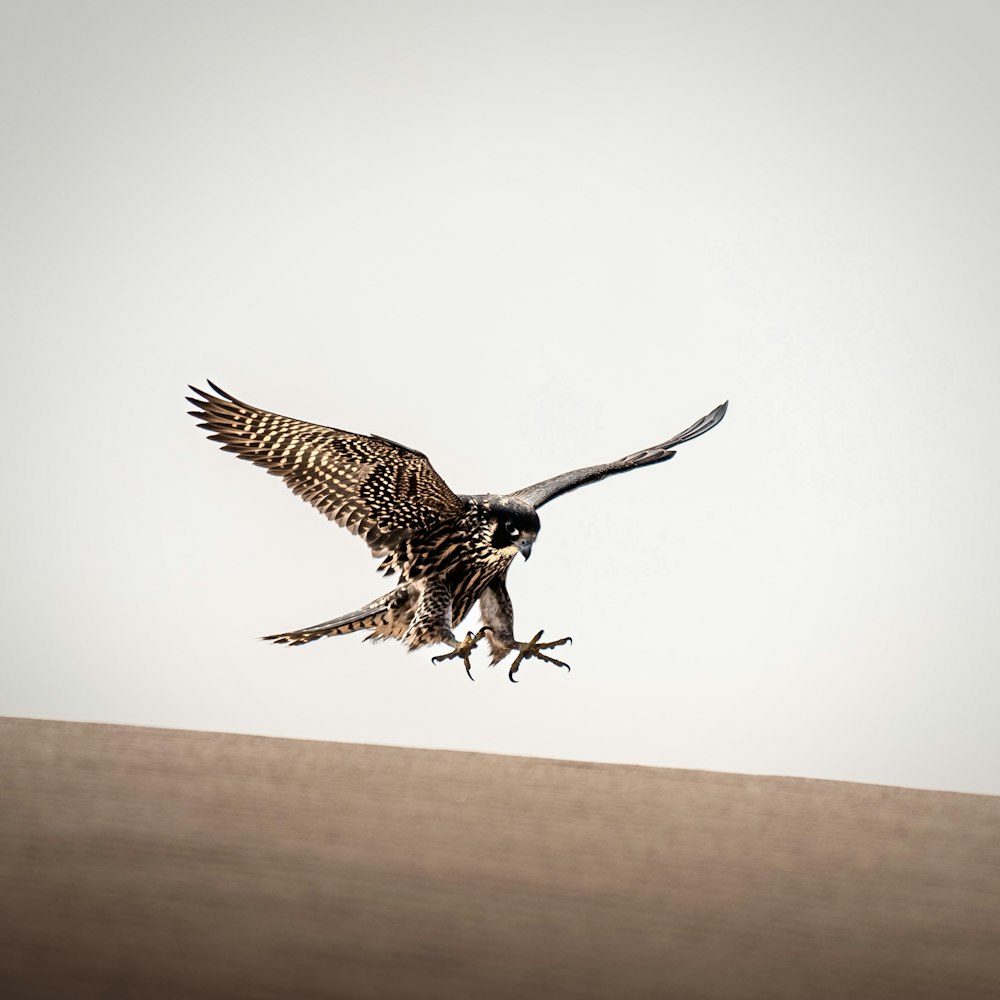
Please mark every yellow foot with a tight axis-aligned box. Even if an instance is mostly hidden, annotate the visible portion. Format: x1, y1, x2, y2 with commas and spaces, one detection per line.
432, 627, 491, 681
508, 630, 572, 683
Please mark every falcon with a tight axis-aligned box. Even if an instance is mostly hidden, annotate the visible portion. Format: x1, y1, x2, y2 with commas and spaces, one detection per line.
188, 382, 727, 681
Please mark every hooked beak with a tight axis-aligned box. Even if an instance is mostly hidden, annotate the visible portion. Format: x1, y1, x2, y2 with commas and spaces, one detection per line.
517, 538, 533, 561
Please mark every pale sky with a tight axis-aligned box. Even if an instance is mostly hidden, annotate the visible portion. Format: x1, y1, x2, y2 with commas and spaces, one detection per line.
3, 1, 999, 794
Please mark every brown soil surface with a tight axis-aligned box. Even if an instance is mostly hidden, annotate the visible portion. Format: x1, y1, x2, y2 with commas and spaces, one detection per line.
2, 717, 998, 999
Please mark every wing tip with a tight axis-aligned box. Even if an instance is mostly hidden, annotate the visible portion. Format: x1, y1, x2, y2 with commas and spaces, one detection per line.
187, 380, 238, 405
205, 379, 236, 401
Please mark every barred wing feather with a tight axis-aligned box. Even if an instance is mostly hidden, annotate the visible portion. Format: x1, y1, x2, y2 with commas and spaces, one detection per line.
187, 382, 465, 559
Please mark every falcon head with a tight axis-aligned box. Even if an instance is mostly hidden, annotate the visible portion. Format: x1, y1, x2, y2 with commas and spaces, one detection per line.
488, 497, 540, 561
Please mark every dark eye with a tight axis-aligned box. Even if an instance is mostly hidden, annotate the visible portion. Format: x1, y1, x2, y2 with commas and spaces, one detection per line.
505, 520, 520, 539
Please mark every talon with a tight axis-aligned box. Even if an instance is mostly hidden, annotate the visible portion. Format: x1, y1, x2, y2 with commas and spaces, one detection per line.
506, 629, 573, 682
432, 628, 489, 680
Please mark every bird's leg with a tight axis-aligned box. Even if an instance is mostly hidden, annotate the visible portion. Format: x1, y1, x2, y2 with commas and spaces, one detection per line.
507, 630, 572, 683
431, 627, 492, 681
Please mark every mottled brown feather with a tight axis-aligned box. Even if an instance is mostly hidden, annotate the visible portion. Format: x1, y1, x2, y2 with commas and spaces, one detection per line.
187, 382, 464, 563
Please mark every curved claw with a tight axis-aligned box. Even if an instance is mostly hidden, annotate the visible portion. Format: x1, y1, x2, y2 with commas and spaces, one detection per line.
431, 650, 475, 681
506, 630, 573, 682
432, 629, 488, 681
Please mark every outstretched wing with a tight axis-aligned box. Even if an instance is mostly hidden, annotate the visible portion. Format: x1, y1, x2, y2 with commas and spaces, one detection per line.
513, 401, 728, 510
188, 382, 465, 558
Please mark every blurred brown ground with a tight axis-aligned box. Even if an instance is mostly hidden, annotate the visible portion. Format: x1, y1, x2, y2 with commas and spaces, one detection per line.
1, 716, 998, 999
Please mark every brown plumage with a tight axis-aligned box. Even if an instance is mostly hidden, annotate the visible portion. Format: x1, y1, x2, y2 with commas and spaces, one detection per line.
188, 382, 727, 681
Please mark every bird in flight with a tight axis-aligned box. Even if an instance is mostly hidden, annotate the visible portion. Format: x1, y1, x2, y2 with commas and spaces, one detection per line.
188, 382, 727, 681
